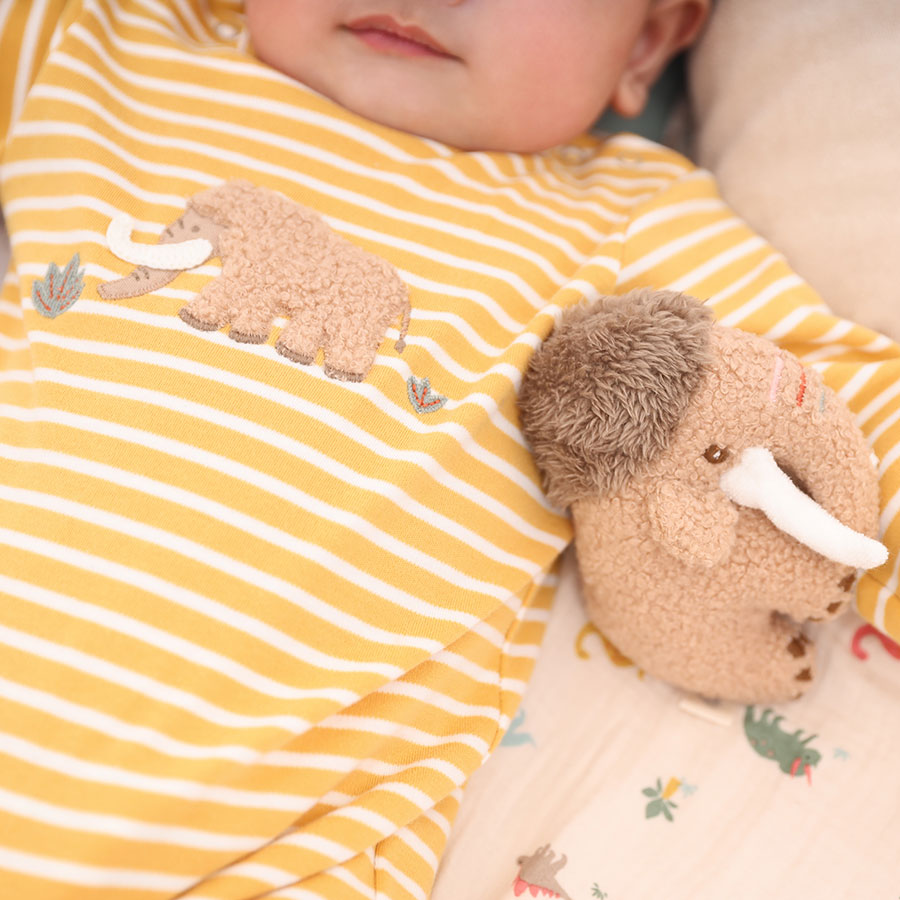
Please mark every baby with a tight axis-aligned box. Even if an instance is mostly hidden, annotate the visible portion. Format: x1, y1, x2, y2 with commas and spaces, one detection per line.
1, 2, 898, 899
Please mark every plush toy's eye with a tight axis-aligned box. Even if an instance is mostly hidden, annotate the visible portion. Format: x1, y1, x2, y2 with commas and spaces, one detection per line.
704, 444, 730, 464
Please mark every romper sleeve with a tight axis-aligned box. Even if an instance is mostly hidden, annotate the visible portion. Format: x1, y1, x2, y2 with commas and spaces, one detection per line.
615, 164, 900, 644
0, 0, 75, 157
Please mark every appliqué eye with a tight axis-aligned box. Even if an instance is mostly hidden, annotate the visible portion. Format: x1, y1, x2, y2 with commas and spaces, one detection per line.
703, 444, 730, 464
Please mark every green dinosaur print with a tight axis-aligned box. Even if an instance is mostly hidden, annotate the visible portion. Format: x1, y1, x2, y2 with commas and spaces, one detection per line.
743, 706, 821, 783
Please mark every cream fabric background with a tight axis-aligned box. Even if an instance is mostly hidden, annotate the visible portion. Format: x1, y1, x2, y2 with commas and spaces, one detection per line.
688, 0, 900, 340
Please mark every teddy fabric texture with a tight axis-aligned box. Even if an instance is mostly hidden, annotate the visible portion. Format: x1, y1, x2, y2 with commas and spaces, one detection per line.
1, 2, 900, 898
520, 290, 882, 703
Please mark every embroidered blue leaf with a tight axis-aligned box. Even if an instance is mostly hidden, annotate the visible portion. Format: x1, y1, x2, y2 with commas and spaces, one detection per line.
32, 253, 85, 318
407, 375, 447, 414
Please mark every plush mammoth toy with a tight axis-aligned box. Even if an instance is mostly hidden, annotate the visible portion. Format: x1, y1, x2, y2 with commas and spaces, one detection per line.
519, 289, 887, 703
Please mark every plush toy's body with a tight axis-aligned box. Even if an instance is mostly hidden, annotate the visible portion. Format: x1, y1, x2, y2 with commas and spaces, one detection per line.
520, 290, 885, 702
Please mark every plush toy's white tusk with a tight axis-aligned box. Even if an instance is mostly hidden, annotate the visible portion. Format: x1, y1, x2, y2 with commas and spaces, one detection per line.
719, 446, 888, 570
106, 214, 213, 270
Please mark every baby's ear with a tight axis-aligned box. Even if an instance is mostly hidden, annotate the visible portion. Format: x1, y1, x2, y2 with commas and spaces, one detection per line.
518, 289, 713, 508
612, 0, 711, 118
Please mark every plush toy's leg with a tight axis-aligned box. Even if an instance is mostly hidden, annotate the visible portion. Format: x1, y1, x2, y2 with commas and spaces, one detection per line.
715, 614, 816, 703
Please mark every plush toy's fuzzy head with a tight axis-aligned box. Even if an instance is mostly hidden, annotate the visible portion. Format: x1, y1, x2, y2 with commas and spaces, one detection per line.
519, 289, 714, 509
519, 289, 886, 702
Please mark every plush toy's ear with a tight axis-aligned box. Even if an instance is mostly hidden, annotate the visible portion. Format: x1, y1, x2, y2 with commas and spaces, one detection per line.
519, 289, 714, 508
647, 480, 739, 568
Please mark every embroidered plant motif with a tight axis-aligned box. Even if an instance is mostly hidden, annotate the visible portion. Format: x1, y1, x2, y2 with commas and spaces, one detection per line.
32, 253, 85, 317
643, 777, 680, 822
513, 845, 572, 900
743, 706, 821, 784
407, 375, 447, 413
501, 707, 536, 748
591, 886, 608, 899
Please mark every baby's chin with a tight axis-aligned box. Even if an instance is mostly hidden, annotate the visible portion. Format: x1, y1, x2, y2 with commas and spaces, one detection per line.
321, 85, 589, 153
270, 58, 590, 153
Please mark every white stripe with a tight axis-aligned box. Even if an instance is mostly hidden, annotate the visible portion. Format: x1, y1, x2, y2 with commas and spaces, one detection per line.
24, 323, 562, 520
0, 732, 315, 811
0, 570, 345, 705
623, 194, 727, 240
0, 845, 189, 891
10, 0, 51, 132
30, 67, 596, 264
377, 681, 499, 721
869, 404, 900, 448
0, 480, 449, 652
375, 854, 428, 900
837, 362, 898, 411
0, 334, 28, 351
0, 476, 533, 694
0, 401, 540, 598
666, 236, 768, 295
42, 62, 603, 247
618, 219, 741, 285
790, 320, 857, 365
879, 484, 900, 533
0, 621, 320, 734
0, 528, 402, 681
471, 151, 627, 222
695, 252, 781, 311
2, 157, 203, 208
758, 304, 830, 342
0, 785, 266, 851
393, 823, 439, 873
63, 18, 630, 233
95, 0, 194, 45
871, 581, 893, 632
15, 117, 574, 292
0, 672, 269, 764
716, 275, 805, 328
260, 751, 465, 785
323, 715, 489, 756
848, 366, 900, 425
16, 214, 545, 386
58, 26, 609, 256
530, 153, 661, 208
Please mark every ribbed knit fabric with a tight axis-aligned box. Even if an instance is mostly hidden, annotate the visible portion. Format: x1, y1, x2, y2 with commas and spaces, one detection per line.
1, 2, 898, 897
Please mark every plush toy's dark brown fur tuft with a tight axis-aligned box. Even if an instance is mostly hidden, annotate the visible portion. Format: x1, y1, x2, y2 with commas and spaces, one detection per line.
519, 289, 714, 507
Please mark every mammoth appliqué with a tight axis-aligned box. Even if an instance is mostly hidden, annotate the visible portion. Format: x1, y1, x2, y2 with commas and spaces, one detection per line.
520, 289, 887, 703
99, 180, 411, 382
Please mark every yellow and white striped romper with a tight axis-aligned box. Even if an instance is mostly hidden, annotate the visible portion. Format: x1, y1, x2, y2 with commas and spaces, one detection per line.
1, 1, 899, 898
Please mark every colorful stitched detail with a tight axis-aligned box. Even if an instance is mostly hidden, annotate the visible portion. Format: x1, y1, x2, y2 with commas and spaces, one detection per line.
796, 369, 807, 407
32, 253, 85, 318
407, 375, 447, 413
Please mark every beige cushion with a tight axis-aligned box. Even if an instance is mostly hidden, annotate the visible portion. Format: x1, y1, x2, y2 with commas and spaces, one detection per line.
689, 0, 900, 339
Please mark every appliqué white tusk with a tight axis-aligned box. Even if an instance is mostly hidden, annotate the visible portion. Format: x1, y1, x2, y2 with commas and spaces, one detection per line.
106, 214, 213, 270
719, 446, 888, 570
